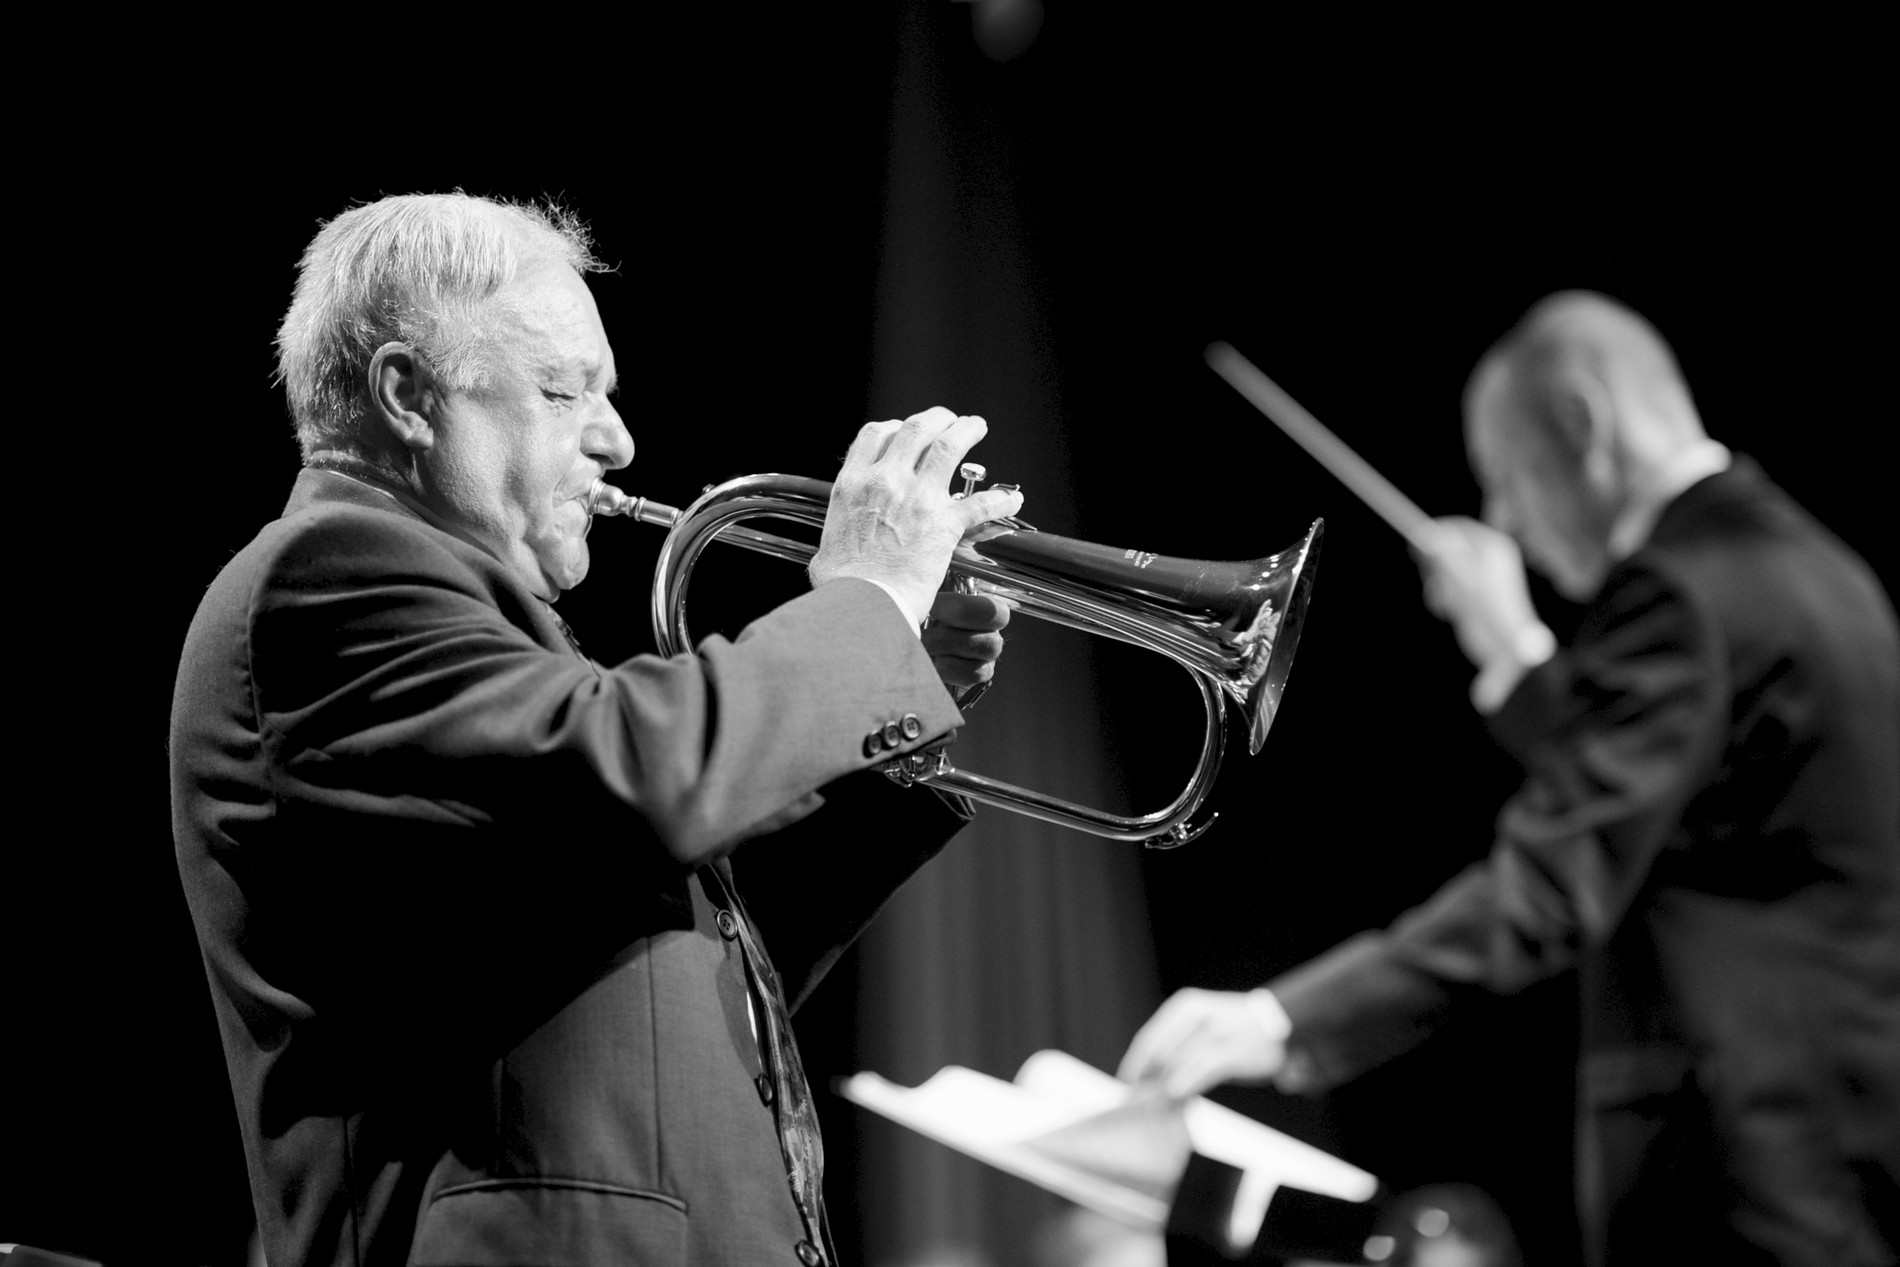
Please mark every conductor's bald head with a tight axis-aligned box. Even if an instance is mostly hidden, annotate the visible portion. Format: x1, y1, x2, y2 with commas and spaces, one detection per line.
1464, 292, 1710, 599
1474, 291, 1703, 446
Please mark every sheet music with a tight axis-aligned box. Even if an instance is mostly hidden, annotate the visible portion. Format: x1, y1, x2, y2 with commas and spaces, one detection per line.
840, 1065, 1173, 1229
838, 1049, 1378, 1234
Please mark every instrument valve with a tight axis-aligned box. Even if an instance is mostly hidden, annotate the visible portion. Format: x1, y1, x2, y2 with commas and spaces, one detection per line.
882, 747, 952, 787
1148, 812, 1219, 850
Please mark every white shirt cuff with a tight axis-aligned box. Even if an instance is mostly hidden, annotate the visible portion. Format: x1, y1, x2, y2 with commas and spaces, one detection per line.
1470, 620, 1556, 714
863, 578, 925, 640
1248, 988, 1314, 1093
1245, 987, 1292, 1044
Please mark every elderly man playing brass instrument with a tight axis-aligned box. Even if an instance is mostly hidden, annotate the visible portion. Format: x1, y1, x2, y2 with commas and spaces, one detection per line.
169, 192, 1021, 1267
1122, 293, 1900, 1266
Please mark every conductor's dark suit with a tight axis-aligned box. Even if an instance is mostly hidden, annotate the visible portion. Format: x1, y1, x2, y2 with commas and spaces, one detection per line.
1272, 460, 1900, 1266
170, 468, 968, 1266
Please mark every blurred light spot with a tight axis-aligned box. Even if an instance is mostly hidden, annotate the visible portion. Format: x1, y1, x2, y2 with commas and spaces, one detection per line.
952, 0, 1046, 61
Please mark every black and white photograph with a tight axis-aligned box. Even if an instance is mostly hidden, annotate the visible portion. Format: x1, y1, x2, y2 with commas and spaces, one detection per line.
4, 8, 1893, 1267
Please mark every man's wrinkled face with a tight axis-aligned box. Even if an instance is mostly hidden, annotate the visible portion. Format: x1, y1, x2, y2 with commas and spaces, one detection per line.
423, 261, 632, 599
1465, 362, 1614, 602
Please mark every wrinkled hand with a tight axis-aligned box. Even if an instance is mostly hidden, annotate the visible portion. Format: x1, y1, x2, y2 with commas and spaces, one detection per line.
1117, 987, 1288, 1100
923, 591, 1011, 689
809, 407, 1025, 623
1416, 516, 1540, 670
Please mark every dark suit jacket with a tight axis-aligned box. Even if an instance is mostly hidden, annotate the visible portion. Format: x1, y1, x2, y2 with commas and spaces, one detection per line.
170, 469, 969, 1266
1271, 461, 1900, 1266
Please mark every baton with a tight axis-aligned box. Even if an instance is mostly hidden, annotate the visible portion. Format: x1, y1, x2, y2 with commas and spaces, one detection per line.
1205, 341, 1439, 553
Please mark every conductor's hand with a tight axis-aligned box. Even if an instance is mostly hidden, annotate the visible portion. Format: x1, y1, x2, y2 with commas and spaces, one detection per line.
1416, 516, 1540, 670
810, 407, 1026, 625
1117, 987, 1288, 1101
923, 591, 1011, 689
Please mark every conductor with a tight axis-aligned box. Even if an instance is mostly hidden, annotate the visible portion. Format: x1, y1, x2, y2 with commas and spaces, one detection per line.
1121, 293, 1900, 1266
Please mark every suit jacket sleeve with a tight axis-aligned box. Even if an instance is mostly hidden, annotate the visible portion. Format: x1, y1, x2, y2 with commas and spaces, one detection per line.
193, 503, 963, 996
735, 773, 971, 1012
1271, 560, 1724, 1089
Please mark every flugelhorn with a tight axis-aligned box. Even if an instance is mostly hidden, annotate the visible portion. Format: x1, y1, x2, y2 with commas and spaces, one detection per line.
592, 472, 1321, 847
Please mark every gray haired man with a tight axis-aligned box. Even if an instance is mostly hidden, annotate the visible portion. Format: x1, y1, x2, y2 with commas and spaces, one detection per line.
173, 193, 1017, 1265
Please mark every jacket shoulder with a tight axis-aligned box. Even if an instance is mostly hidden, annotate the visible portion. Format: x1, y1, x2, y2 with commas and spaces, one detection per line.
171, 500, 516, 751
1643, 467, 1899, 665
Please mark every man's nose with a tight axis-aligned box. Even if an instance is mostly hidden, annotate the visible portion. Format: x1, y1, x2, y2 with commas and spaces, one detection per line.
588, 400, 635, 470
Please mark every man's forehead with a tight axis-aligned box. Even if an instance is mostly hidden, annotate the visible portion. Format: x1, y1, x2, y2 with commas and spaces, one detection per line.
1464, 361, 1516, 459
1467, 357, 1514, 413
500, 263, 613, 375
1467, 364, 1577, 499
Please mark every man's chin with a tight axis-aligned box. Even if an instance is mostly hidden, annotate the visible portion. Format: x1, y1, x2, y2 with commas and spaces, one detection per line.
545, 544, 591, 596
522, 538, 590, 600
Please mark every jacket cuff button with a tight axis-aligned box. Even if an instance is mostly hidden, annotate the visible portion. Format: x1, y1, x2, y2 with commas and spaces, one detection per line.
900, 713, 923, 740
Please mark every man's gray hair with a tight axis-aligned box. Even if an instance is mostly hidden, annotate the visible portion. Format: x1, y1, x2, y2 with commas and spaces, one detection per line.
276, 192, 608, 458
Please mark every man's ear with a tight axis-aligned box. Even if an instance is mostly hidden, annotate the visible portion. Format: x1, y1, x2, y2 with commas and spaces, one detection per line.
368, 342, 437, 452
1553, 368, 1621, 497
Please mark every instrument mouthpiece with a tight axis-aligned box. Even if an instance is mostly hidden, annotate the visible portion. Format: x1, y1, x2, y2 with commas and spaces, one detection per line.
589, 480, 682, 527
589, 479, 633, 516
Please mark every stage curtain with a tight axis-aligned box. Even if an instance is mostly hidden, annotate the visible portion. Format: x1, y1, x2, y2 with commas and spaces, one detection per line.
848, 7, 1164, 1265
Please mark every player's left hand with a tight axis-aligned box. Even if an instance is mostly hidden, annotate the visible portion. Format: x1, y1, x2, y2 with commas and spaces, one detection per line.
922, 591, 1011, 690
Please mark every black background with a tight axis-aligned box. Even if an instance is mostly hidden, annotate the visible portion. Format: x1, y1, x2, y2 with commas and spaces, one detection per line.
6, 10, 1891, 1264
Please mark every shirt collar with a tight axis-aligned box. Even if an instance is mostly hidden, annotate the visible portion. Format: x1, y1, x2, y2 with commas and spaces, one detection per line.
302, 451, 503, 562
1608, 439, 1732, 561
